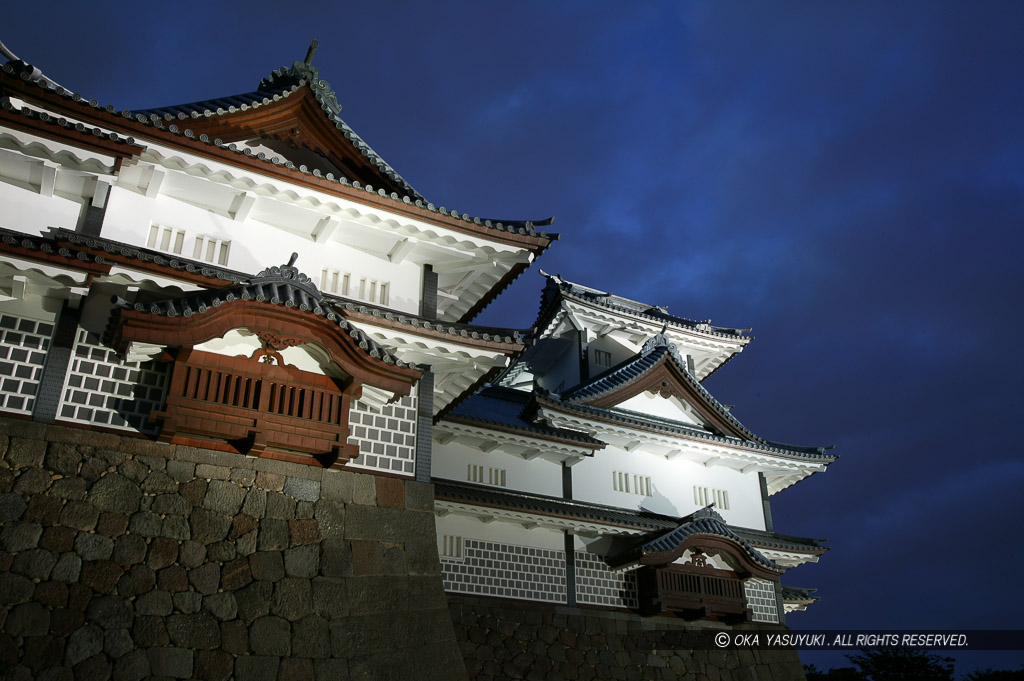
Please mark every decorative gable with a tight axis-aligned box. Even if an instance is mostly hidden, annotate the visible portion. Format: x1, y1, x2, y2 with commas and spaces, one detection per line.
108, 254, 420, 467
559, 333, 755, 441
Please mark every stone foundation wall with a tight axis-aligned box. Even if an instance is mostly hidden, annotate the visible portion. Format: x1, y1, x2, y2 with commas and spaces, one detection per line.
0, 417, 467, 681
448, 595, 806, 681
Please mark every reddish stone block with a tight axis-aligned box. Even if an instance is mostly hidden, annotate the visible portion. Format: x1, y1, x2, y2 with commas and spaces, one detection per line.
79, 561, 121, 594
40, 526, 76, 552
351, 540, 382, 576
375, 476, 405, 509
95, 512, 129, 537
158, 565, 189, 593
24, 494, 63, 526
67, 582, 94, 612
288, 519, 321, 546
32, 581, 68, 608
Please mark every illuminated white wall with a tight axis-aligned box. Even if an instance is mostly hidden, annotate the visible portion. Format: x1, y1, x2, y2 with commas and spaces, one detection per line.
100, 184, 422, 314
431, 437, 564, 498
570, 444, 766, 531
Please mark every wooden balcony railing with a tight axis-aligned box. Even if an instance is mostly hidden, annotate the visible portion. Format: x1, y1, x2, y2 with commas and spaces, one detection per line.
636, 564, 752, 622
150, 348, 359, 467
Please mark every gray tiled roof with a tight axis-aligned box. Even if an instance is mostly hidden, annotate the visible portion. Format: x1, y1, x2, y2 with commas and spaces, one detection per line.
543, 398, 835, 462
781, 585, 818, 603
447, 386, 604, 447
1, 98, 141, 148
5, 228, 524, 350
432, 482, 827, 557
536, 272, 752, 341
110, 255, 412, 369
134, 57, 425, 203
56, 229, 247, 283
336, 300, 525, 346
2, 59, 558, 242
433, 481, 681, 531
731, 527, 828, 554
559, 332, 758, 442
606, 507, 782, 572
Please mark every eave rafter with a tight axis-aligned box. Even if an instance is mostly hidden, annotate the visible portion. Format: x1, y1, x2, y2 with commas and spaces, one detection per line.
433, 421, 594, 465
0, 64, 554, 254
353, 320, 521, 414
539, 407, 828, 488
435, 500, 643, 538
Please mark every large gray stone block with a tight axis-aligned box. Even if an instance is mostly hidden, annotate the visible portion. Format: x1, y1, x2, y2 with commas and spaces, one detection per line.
344, 504, 435, 543
66, 624, 104, 666
87, 474, 141, 514
146, 646, 194, 679
235, 655, 280, 681
74, 532, 114, 561
249, 615, 291, 656
283, 476, 320, 502
167, 612, 220, 649
203, 479, 247, 515
271, 577, 313, 621
0, 492, 26, 522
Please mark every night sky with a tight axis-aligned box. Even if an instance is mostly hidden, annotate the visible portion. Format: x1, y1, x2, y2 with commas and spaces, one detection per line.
4, 1, 1024, 674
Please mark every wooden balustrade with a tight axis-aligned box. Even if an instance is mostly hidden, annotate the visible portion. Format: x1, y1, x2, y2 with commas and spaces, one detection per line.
149, 348, 359, 467
636, 564, 752, 622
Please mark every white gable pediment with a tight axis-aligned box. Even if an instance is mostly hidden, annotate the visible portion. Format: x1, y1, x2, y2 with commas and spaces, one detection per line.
616, 391, 710, 429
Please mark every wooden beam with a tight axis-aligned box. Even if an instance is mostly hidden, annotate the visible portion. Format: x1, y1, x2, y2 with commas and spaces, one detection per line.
311, 216, 339, 242
388, 238, 417, 264
142, 166, 164, 198
230, 192, 257, 222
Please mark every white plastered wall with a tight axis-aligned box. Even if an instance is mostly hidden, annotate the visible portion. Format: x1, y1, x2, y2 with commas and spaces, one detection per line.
570, 443, 766, 531
431, 437, 563, 498
100, 185, 422, 314
617, 391, 705, 426
436, 513, 565, 551
0, 180, 83, 235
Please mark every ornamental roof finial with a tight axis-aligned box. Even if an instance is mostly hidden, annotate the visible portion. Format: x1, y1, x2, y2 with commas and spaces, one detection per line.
304, 39, 319, 66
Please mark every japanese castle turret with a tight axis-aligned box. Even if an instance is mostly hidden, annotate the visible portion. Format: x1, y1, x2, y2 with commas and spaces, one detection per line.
0, 42, 833, 680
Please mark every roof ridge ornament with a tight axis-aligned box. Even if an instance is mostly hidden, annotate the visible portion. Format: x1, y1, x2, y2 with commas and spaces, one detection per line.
259, 42, 341, 116
690, 505, 725, 523
641, 330, 676, 355
304, 39, 319, 66
250, 252, 323, 301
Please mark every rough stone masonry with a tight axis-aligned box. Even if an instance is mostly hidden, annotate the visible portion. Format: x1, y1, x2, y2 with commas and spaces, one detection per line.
0, 417, 467, 681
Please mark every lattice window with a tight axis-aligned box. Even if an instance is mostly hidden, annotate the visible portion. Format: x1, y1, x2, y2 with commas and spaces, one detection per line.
593, 349, 612, 367
0, 314, 52, 415
575, 552, 638, 608
613, 471, 652, 496
346, 394, 417, 475
147, 224, 186, 255
440, 535, 464, 560
693, 486, 730, 510
320, 269, 390, 306
467, 464, 506, 487
441, 539, 566, 603
58, 329, 169, 433
193, 235, 231, 266
320, 269, 350, 296
745, 578, 779, 623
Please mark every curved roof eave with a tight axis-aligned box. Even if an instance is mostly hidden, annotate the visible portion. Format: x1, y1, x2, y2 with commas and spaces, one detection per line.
1, 59, 556, 254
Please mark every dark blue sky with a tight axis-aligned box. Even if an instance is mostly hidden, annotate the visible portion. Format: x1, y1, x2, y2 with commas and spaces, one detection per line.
5, 1, 1024, 673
